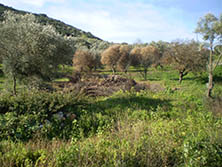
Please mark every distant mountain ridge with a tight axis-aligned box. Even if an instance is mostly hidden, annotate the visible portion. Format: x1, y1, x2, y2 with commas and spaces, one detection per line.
0, 3, 110, 50
0, 3, 101, 40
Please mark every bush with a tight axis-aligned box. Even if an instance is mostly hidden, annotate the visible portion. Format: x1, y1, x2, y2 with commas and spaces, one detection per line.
0, 90, 117, 141
55, 111, 222, 167
0, 91, 83, 141
0, 141, 47, 167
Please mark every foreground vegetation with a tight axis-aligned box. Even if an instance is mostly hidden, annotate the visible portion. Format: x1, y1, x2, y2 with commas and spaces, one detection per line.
0, 65, 222, 167
0, 6, 221, 167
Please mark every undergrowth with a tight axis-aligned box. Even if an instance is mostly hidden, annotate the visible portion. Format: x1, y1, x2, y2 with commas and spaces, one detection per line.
0, 66, 222, 166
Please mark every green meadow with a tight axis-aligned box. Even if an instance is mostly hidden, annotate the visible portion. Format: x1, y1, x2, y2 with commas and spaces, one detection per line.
1, 65, 222, 167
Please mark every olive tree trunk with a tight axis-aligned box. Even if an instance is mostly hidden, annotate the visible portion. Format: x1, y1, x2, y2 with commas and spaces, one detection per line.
207, 43, 214, 98
179, 72, 184, 84
13, 75, 17, 96
111, 66, 116, 75
179, 70, 188, 84
144, 68, 148, 80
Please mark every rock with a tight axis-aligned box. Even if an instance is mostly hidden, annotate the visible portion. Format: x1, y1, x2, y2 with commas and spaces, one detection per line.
53, 112, 65, 121
67, 113, 76, 120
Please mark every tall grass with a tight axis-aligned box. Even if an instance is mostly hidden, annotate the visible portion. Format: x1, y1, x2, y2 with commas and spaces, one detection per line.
0, 66, 222, 166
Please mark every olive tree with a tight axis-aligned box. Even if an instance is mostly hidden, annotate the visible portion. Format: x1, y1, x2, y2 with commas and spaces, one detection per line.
0, 11, 72, 95
72, 49, 97, 72
195, 13, 222, 97
150, 40, 169, 68
101, 45, 120, 74
89, 46, 106, 71
164, 41, 208, 83
131, 45, 160, 80
117, 45, 132, 73
101, 44, 131, 74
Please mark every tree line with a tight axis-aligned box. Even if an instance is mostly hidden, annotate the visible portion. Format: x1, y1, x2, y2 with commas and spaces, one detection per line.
0, 11, 221, 97
73, 40, 208, 82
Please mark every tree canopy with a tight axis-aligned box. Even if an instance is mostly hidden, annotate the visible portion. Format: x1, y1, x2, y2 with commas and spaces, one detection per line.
164, 40, 208, 83
0, 11, 73, 94
73, 49, 97, 72
101, 44, 131, 74
130, 45, 160, 80
195, 13, 222, 97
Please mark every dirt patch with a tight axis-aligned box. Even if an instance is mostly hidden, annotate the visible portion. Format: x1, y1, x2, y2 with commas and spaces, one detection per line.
54, 74, 165, 97
59, 75, 144, 96
146, 82, 165, 92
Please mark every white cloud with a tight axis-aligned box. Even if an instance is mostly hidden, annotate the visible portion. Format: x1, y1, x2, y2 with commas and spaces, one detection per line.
46, 1, 195, 43
0, 0, 195, 43
0, 0, 17, 7
0, 0, 65, 7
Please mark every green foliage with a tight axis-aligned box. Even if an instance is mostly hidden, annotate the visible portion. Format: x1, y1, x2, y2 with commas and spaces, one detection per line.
54, 110, 222, 167
0, 141, 47, 167
0, 3, 109, 53
0, 71, 222, 166
164, 40, 208, 83
195, 13, 219, 42
183, 137, 222, 167
0, 91, 83, 140
0, 8, 222, 166
0, 4, 99, 40
0, 11, 73, 93
195, 12, 222, 97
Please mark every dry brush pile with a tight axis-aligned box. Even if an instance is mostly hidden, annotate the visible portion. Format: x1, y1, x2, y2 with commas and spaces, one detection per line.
57, 74, 151, 97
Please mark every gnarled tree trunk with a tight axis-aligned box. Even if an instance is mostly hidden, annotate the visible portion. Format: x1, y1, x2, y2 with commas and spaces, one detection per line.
144, 68, 148, 80
207, 71, 213, 97
207, 43, 214, 98
179, 70, 188, 84
111, 66, 116, 75
179, 72, 184, 84
13, 75, 17, 96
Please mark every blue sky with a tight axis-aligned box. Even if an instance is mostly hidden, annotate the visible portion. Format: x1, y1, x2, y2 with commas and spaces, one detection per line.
0, 0, 221, 43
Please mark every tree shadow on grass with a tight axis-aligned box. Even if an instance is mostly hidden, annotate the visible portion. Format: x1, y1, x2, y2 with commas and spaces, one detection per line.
194, 75, 222, 84
145, 78, 162, 81
170, 75, 222, 84
69, 96, 173, 139
170, 77, 194, 82
87, 95, 172, 117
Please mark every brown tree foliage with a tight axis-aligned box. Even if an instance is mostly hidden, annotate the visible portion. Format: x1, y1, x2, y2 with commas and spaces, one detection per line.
117, 45, 131, 73
130, 47, 142, 67
164, 41, 208, 83
131, 45, 160, 80
72, 50, 96, 72
101, 44, 131, 74
101, 45, 120, 74
150, 41, 169, 68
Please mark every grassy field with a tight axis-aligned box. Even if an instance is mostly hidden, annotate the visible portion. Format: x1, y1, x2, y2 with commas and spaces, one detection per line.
0, 65, 222, 167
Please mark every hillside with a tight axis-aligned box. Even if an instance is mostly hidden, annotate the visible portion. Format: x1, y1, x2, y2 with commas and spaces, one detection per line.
0, 3, 109, 49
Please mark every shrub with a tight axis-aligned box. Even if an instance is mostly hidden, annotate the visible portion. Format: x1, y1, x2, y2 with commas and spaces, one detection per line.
0, 91, 83, 141
0, 141, 47, 167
